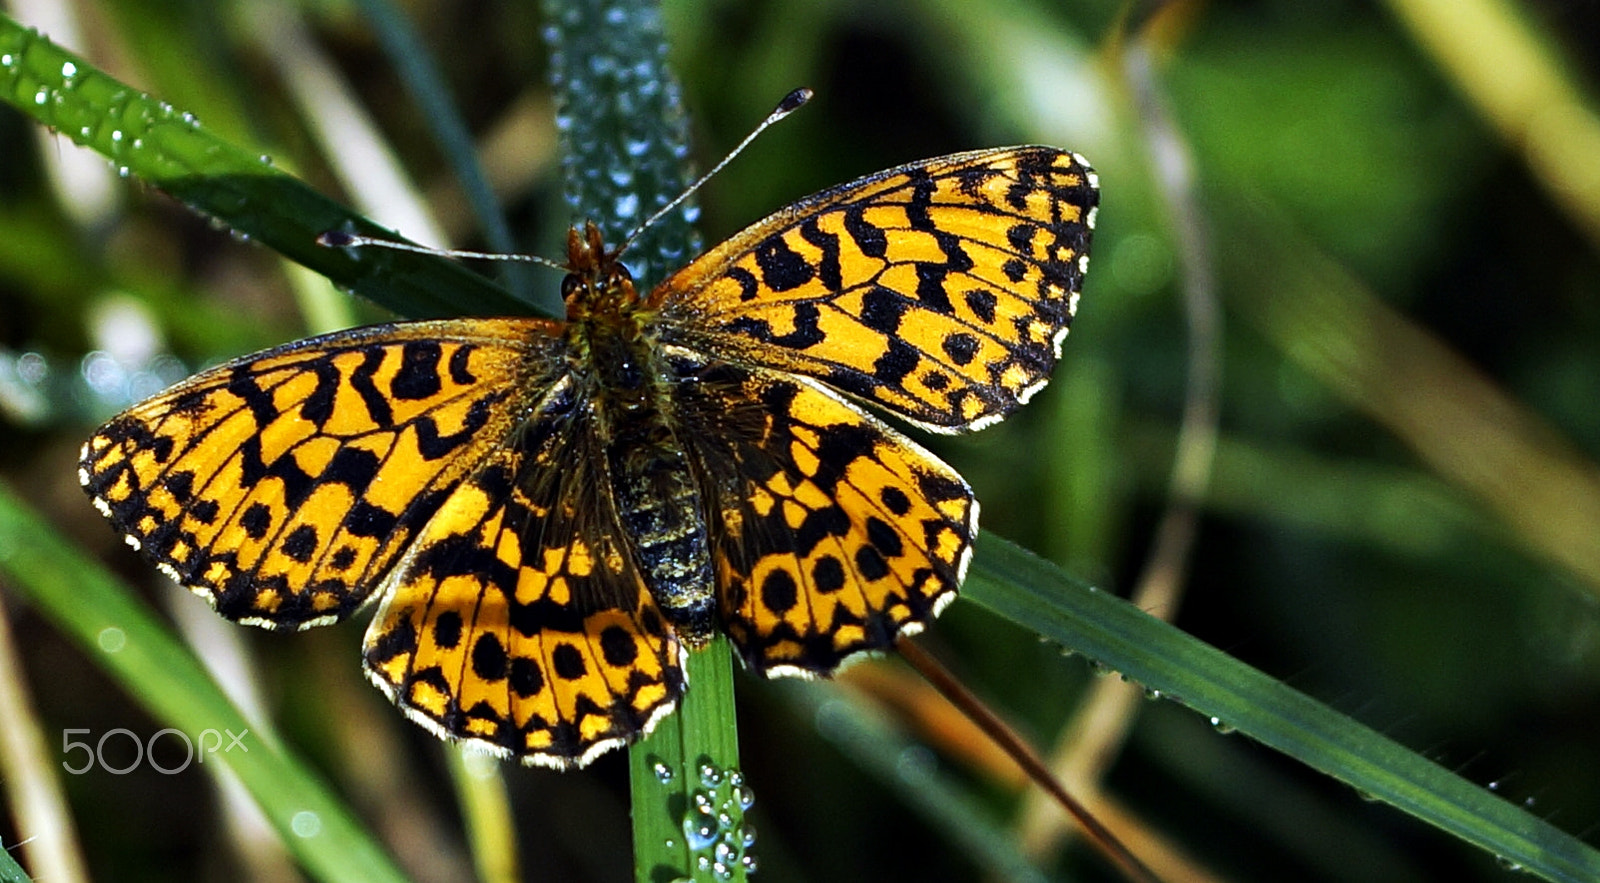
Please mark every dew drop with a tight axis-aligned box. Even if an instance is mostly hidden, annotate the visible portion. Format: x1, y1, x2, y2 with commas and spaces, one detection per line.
16, 351, 49, 385
698, 762, 722, 788
60, 61, 77, 79
97, 627, 126, 653
290, 810, 322, 838
682, 807, 718, 851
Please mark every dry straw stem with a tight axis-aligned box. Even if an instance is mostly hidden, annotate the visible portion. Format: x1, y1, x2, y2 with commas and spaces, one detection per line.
1385, 0, 1600, 251
0, 593, 88, 883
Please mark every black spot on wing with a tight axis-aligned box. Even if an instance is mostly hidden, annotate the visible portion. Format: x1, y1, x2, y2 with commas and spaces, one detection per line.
724, 304, 825, 350
754, 237, 814, 292
872, 338, 919, 386
448, 345, 477, 385
433, 611, 463, 649
299, 357, 341, 427
965, 289, 998, 324
348, 347, 395, 427
798, 218, 842, 291
844, 205, 888, 258
472, 633, 508, 680
761, 568, 799, 614
860, 286, 907, 334
391, 341, 444, 400
941, 333, 979, 366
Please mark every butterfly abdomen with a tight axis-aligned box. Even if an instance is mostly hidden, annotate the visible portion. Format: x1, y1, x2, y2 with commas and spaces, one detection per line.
604, 401, 717, 646
581, 301, 718, 648
604, 415, 720, 646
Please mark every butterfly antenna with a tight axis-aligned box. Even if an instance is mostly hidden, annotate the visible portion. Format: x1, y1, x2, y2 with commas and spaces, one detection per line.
318, 87, 811, 267
315, 230, 571, 272
617, 87, 813, 256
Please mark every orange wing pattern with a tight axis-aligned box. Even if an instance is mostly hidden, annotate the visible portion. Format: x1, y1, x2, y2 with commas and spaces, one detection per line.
666, 350, 974, 676
82, 319, 685, 768
80, 320, 552, 628
363, 377, 685, 767
654, 147, 1097, 432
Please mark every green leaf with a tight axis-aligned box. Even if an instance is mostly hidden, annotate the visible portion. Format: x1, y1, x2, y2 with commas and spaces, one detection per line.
0, 13, 536, 322
964, 534, 1600, 883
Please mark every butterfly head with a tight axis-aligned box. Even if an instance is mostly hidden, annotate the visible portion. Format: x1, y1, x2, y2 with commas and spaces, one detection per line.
561, 221, 643, 321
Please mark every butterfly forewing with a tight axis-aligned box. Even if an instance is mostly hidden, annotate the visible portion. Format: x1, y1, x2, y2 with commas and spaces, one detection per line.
80, 319, 557, 628
652, 147, 1098, 433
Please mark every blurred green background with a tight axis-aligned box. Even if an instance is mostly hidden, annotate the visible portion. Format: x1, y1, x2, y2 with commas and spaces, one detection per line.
3, 0, 1600, 881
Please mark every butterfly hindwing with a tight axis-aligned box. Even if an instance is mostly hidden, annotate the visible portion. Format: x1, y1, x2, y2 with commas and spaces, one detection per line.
362, 375, 686, 768
79, 319, 559, 628
653, 146, 1097, 433
668, 349, 975, 676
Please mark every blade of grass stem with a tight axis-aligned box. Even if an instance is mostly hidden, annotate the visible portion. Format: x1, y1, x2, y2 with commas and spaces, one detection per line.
964, 534, 1600, 883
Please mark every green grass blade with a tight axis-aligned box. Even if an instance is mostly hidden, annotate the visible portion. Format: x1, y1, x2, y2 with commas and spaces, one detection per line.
0, 483, 413, 883
540, 0, 700, 290
0, 13, 536, 322
630, 636, 751, 882
964, 533, 1600, 883
446, 747, 519, 883
0, 840, 33, 883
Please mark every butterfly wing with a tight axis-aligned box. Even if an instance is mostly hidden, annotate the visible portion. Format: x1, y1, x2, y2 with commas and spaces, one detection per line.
652, 147, 1097, 433
80, 318, 558, 629
363, 374, 686, 768
668, 350, 975, 676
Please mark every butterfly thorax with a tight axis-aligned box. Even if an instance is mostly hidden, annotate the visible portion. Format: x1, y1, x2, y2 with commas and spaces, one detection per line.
559, 222, 718, 647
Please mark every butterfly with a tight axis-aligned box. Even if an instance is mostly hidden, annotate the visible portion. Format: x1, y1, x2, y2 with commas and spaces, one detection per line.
81, 144, 1098, 768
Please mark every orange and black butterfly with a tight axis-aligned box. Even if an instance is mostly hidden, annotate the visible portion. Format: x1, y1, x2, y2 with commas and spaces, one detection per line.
81, 142, 1098, 768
